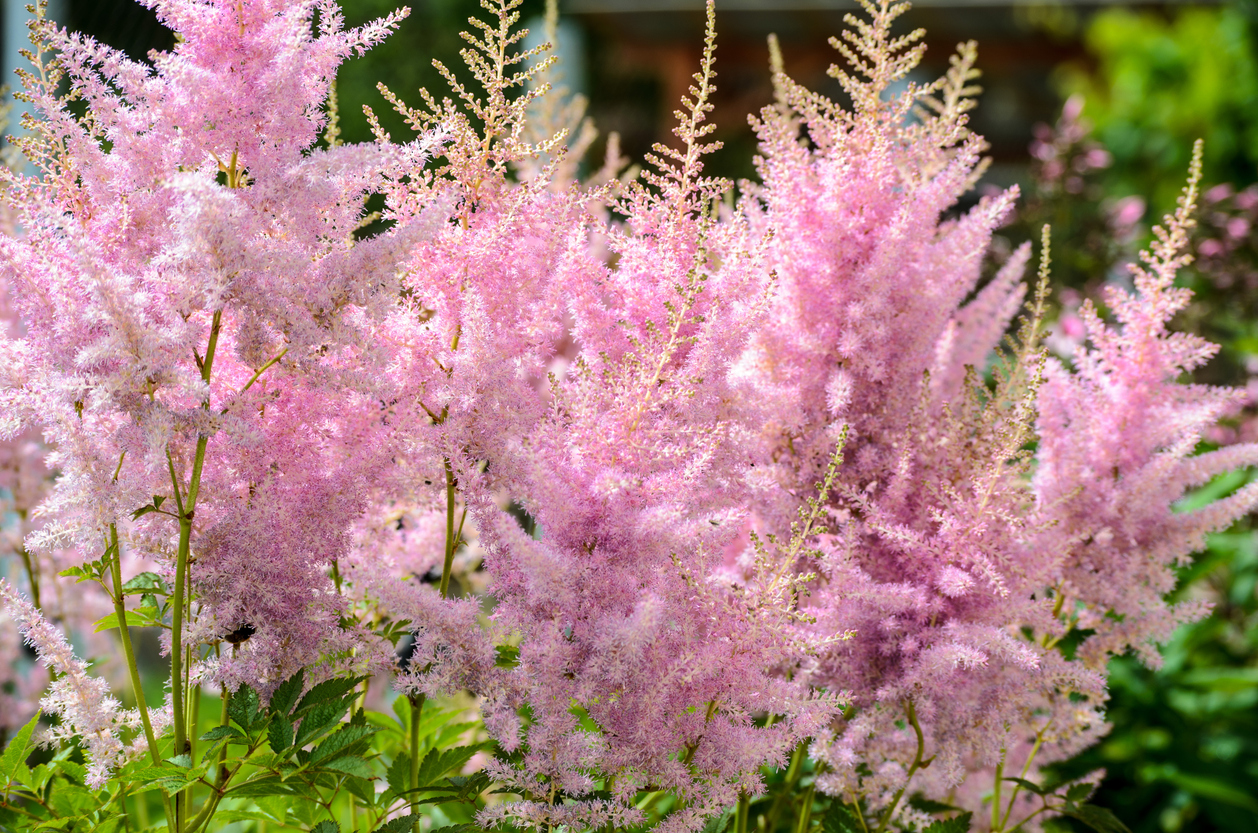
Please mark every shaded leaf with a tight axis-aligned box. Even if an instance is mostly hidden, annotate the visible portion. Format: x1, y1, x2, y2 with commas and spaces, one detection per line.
821, 803, 863, 833
0, 712, 40, 781
922, 811, 972, 833
373, 815, 417, 833
321, 756, 373, 779
269, 717, 294, 754
295, 677, 364, 716
200, 726, 244, 742
270, 669, 305, 717
1002, 777, 1048, 796
121, 572, 168, 595
1060, 805, 1133, 833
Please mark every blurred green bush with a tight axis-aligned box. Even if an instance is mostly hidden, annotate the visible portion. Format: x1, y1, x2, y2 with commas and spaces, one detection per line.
1035, 5, 1258, 831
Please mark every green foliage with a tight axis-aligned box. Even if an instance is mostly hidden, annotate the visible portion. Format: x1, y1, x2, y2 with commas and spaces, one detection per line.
1056, 5, 1258, 214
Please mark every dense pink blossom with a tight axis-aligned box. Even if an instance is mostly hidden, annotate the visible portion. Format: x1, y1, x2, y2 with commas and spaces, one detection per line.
0, 0, 1254, 830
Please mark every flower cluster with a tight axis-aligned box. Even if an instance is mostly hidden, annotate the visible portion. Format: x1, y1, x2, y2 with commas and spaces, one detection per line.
0, 0, 1254, 831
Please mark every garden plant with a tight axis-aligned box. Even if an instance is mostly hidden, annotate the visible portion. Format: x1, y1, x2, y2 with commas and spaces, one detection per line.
1, 1, 1255, 832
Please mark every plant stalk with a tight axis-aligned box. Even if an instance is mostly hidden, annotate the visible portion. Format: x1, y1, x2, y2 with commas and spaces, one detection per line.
107, 524, 175, 831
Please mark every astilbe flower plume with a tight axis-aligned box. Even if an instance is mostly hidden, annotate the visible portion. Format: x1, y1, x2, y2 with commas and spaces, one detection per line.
1, 0, 1255, 830
0, 0, 435, 707
719, 2, 1258, 827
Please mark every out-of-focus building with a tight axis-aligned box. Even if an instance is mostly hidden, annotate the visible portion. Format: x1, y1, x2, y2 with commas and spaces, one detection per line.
562, 0, 1215, 188
1, 0, 1217, 189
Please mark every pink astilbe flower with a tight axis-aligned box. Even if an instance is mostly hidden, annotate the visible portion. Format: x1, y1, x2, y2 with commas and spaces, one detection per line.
0, 579, 161, 789
0, 0, 436, 691
719, 1, 1258, 827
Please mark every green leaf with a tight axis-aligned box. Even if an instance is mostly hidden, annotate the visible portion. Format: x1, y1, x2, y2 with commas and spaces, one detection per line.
93, 816, 126, 833
820, 802, 863, 833
1059, 804, 1133, 833
200, 726, 245, 742
909, 795, 963, 814
209, 810, 275, 825
922, 811, 973, 833
311, 821, 340, 833
269, 717, 294, 754
413, 745, 486, 788
312, 724, 378, 764
121, 572, 168, 595
92, 606, 164, 633
0, 712, 40, 781
701, 806, 736, 833
321, 756, 373, 779
494, 644, 520, 669
387, 752, 412, 798
344, 775, 376, 804
295, 677, 364, 716
1065, 783, 1093, 803
373, 815, 418, 833
228, 684, 261, 730
270, 669, 306, 716
1001, 777, 1049, 796
225, 775, 299, 798
295, 700, 348, 749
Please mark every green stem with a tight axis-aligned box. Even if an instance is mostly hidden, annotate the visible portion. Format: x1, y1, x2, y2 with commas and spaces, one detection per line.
794, 785, 814, 833
409, 693, 425, 833
875, 701, 928, 833
764, 741, 807, 833
991, 759, 1004, 833
170, 308, 223, 830
735, 793, 750, 833
107, 524, 175, 831
218, 680, 230, 783
17, 544, 40, 612
439, 458, 458, 599
999, 720, 1051, 831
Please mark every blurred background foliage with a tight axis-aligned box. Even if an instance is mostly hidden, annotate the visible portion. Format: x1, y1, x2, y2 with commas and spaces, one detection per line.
6, 0, 1258, 830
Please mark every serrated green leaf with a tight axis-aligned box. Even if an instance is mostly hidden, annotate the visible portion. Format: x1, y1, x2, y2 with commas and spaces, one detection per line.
494, 644, 520, 669
821, 803, 863, 833
200, 726, 244, 742
702, 806, 736, 833
294, 677, 364, 716
1065, 783, 1093, 803
909, 794, 963, 814
373, 815, 417, 833
922, 811, 973, 833
270, 669, 305, 717
0, 712, 40, 781
208, 810, 275, 825
131, 505, 156, 520
311, 821, 340, 833
1002, 777, 1049, 796
344, 774, 376, 804
312, 724, 378, 764
321, 756, 373, 778
92, 606, 164, 633
387, 752, 411, 798
225, 775, 298, 798
1059, 804, 1133, 833
93, 816, 126, 833
295, 700, 348, 749
121, 572, 168, 595
269, 717, 294, 754
228, 684, 261, 730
